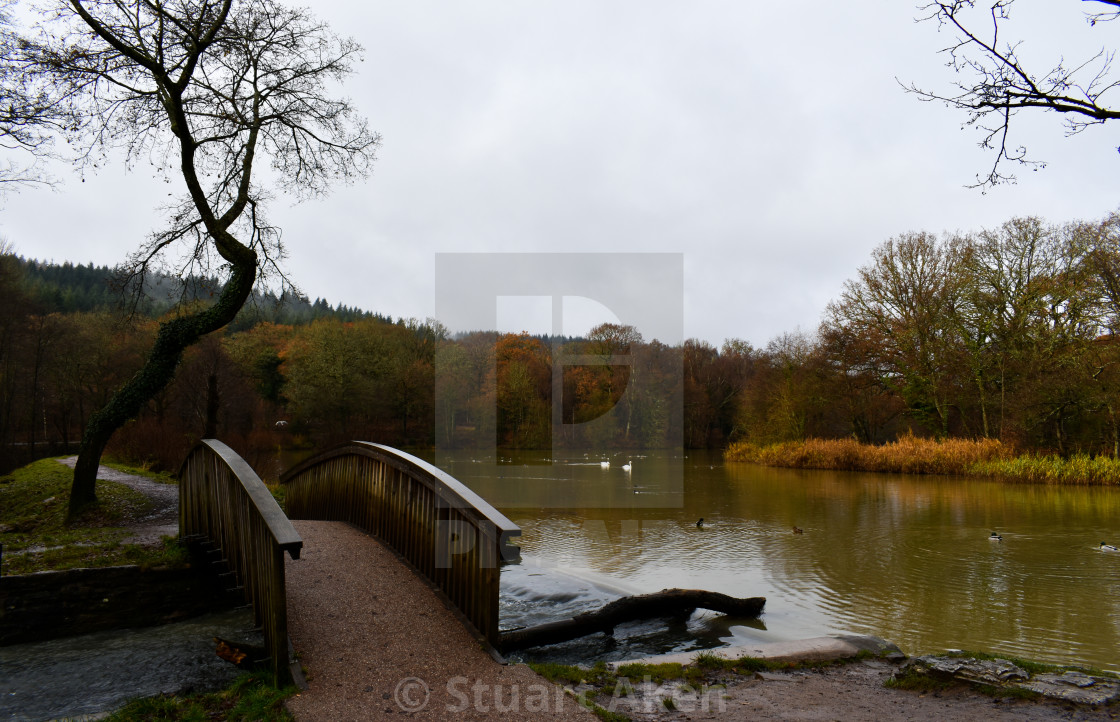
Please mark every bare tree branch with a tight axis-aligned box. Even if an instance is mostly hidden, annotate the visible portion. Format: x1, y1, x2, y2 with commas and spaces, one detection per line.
0, 0, 79, 190
907, 0, 1120, 189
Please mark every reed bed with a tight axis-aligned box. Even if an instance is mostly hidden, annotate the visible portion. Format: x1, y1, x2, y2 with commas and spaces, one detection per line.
725, 435, 1120, 485
725, 435, 1009, 475
970, 454, 1120, 485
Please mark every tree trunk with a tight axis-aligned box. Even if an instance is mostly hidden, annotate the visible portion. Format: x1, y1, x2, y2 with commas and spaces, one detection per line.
68, 262, 255, 518
1110, 403, 1119, 458
498, 588, 765, 652
976, 373, 989, 438
999, 363, 1006, 440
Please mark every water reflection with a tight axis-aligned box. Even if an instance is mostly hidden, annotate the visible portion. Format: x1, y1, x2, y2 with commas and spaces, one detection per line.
436, 450, 1120, 669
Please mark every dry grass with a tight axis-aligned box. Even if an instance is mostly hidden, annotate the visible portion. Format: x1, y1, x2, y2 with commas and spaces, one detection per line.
726, 434, 1120, 484
725, 434, 1010, 475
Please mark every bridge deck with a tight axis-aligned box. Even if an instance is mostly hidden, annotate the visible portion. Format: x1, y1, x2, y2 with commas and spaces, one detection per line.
283, 521, 592, 721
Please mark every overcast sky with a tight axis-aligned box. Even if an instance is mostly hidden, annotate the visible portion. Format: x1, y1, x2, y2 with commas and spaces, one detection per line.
2, 1, 1117, 347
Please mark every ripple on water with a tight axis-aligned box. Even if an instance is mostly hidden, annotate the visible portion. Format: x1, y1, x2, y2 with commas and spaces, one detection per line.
0, 608, 254, 722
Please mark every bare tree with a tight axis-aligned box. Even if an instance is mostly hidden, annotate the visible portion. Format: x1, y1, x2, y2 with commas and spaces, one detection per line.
823, 231, 969, 436
17, 0, 378, 516
0, 0, 73, 189
907, 1, 1120, 188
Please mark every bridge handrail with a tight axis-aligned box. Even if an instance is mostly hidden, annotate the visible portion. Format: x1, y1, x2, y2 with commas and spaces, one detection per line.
282, 441, 519, 543
179, 439, 303, 686
280, 442, 520, 647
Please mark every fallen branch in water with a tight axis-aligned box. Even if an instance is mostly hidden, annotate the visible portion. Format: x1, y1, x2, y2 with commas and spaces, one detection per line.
498, 588, 765, 652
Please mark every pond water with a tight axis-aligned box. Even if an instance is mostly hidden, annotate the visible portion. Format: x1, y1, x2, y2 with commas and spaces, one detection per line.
434, 449, 1120, 670
0, 608, 253, 722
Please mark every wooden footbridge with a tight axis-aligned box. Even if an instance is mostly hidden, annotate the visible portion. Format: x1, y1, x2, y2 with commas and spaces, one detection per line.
178, 440, 522, 687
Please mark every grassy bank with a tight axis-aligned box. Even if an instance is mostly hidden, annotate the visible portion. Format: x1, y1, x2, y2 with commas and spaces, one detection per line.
0, 457, 188, 574
106, 670, 297, 722
725, 435, 1120, 485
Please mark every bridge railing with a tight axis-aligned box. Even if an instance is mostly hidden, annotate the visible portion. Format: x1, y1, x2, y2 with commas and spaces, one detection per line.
281, 442, 520, 647
179, 439, 303, 686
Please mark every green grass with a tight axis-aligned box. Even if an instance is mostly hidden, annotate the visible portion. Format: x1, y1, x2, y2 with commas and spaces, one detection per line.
969, 454, 1120, 485
585, 702, 631, 722
104, 670, 297, 721
2, 536, 190, 575
692, 650, 727, 669
0, 457, 188, 575
528, 661, 616, 687
100, 458, 179, 484
614, 661, 706, 686
527, 663, 634, 721
267, 482, 287, 512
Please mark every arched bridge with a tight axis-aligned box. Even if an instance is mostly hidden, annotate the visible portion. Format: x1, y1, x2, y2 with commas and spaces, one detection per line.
178, 440, 521, 687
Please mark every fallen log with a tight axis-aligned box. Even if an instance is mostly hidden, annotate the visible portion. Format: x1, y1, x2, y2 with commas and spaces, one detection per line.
498, 588, 765, 652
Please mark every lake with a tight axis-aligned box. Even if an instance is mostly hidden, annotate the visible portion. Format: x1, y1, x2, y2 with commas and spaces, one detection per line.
432, 449, 1120, 669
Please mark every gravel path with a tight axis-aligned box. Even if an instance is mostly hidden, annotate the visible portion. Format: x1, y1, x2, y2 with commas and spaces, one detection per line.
56, 456, 178, 544
283, 521, 594, 721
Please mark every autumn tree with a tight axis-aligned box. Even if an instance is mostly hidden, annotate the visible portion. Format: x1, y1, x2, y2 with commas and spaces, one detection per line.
279, 319, 397, 443
909, 1, 1120, 187
957, 217, 1108, 446
562, 323, 640, 444
435, 339, 473, 447
761, 331, 823, 443
15, 0, 377, 516
816, 319, 905, 443
627, 339, 681, 448
388, 319, 439, 441
494, 332, 551, 448
823, 232, 968, 437
682, 340, 722, 447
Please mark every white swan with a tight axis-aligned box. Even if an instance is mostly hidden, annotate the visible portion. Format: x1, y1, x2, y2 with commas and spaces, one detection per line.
600, 460, 610, 469
622, 460, 632, 472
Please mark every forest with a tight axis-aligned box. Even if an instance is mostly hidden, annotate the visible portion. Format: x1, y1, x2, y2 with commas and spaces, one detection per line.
2, 210, 1119, 476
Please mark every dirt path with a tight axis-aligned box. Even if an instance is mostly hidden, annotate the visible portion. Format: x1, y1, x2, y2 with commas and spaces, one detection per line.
56, 456, 178, 544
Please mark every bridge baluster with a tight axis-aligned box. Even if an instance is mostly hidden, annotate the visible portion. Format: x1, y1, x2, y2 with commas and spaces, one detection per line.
280, 442, 520, 650
178, 440, 303, 687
